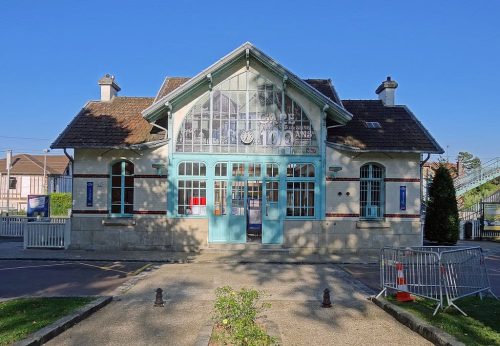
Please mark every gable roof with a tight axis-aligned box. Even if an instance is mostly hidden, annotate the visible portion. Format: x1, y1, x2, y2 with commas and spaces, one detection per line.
142, 42, 352, 124
0, 154, 70, 175
303, 79, 343, 106
155, 77, 190, 102
52, 97, 155, 149
327, 100, 443, 153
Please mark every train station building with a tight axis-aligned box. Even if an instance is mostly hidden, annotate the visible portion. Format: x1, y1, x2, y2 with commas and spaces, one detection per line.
52, 42, 443, 253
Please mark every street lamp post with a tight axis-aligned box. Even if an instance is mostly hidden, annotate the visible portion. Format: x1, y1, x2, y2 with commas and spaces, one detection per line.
6, 150, 12, 216
43, 149, 50, 194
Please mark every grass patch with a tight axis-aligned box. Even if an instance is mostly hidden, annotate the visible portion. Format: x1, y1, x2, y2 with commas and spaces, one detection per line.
0, 297, 94, 346
387, 295, 500, 346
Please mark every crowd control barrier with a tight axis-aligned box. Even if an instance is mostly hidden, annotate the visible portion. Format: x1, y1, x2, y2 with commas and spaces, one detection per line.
377, 246, 498, 316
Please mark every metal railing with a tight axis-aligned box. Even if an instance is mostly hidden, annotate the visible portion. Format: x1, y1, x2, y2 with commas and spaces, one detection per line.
24, 219, 71, 249
377, 246, 497, 315
454, 157, 500, 196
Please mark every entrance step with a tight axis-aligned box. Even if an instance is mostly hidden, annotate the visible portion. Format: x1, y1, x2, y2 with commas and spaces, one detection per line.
203, 243, 289, 254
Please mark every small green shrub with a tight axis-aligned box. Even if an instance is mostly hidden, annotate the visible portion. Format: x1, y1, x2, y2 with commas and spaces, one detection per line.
212, 286, 276, 346
49, 192, 72, 216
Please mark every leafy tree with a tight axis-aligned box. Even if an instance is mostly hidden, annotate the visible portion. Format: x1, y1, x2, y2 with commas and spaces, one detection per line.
457, 151, 481, 171
424, 165, 459, 244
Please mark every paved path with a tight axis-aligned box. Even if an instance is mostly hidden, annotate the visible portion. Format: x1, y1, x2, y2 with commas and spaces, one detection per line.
47, 263, 430, 346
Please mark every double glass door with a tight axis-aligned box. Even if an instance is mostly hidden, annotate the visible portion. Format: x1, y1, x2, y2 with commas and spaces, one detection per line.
210, 163, 282, 244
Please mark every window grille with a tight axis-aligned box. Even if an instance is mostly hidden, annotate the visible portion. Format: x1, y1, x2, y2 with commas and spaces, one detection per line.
176, 71, 318, 155
360, 163, 384, 218
286, 182, 315, 217
110, 160, 134, 215
177, 161, 207, 215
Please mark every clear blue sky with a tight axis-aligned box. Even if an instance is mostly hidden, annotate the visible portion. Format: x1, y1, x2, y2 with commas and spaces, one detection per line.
0, 1, 498, 162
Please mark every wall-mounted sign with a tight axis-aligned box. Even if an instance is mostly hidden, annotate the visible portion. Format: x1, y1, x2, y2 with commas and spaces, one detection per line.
86, 182, 93, 207
400, 186, 407, 211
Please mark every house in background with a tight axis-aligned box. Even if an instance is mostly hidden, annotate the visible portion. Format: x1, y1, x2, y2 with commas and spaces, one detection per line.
0, 154, 72, 212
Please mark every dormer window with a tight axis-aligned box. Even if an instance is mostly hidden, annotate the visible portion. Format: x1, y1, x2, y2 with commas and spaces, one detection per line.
364, 121, 381, 129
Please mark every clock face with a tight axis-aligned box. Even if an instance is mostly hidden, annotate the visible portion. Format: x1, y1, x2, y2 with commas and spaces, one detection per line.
240, 130, 254, 144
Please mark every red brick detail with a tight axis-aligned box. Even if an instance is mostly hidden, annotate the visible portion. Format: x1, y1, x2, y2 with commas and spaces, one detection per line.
73, 174, 108, 178
384, 178, 420, 182
383, 214, 420, 218
134, 175, 168, 179
326, 177, 360, 182
326, 213, 360, 218
73, 210, 109, 214
132, 210, 167, 215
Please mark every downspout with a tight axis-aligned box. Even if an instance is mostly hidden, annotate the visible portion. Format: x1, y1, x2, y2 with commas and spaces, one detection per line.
419, 153, 431, 245
63, 148, 74, 217
321, 105, 329, 221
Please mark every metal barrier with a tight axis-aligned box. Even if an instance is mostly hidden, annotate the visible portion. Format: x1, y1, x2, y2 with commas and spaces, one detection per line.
377, 246, 497, 315
24, 219, 71, 249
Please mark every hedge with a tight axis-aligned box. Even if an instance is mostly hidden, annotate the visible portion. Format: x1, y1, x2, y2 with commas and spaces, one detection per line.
49, 192, 72, 216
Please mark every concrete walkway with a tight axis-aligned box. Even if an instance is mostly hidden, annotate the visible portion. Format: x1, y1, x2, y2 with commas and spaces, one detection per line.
47, 263, 430, 346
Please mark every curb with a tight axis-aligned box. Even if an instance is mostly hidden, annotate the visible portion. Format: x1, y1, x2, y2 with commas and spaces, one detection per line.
0, 257, 378, 265
14, 296, 113, 346
371, 296, 465, 346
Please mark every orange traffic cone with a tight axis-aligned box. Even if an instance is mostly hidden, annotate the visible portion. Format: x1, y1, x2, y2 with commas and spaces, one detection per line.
395, 262, 414, 302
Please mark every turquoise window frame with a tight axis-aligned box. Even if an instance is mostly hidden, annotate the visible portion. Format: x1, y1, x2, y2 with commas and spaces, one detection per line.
175, 160, 208, 218
109, 160, 134, 217
284, 162, 317, 219
359, 163, 385, 219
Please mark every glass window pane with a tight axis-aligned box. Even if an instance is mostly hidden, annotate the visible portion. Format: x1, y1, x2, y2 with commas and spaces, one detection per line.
112, 162, 121, 175
200, 163, 206, 176
179, 163, 185, 175
124, 204, 133, 214
111, 176, 121, 188
111, 188, 121, 203
124, 176, 134, 187
124, 188, 133, 204
111, 204, 121, 214
124, 162, 134, 175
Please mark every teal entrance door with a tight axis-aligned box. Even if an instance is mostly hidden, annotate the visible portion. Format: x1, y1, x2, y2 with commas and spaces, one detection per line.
228, 181, 246, 242
262, 180, 283, 244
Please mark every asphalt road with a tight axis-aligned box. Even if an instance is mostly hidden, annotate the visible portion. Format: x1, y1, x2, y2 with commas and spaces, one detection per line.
0, 260, 152, 298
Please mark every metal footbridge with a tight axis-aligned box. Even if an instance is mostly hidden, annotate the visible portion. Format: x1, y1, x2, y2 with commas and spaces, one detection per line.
454, 157, 500, 196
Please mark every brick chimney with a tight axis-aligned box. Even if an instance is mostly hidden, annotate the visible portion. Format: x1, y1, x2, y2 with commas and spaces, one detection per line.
376, 76, 398, 106
98, 74, 121, 101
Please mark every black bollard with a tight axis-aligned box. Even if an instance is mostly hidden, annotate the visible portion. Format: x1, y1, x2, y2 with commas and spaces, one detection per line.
322, 288, 332, 308
154, 288, 164, 307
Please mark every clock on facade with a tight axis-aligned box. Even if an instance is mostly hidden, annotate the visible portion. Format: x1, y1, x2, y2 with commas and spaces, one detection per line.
240, 130, 254, 144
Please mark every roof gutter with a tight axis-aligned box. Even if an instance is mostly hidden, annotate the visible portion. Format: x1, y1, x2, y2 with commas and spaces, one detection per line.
326, 141, 444, 154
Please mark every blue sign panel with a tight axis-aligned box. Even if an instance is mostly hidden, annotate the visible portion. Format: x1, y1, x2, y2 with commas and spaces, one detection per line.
86, 182, 94, 207
400, 186, 407, 211
27, 195, 50, 217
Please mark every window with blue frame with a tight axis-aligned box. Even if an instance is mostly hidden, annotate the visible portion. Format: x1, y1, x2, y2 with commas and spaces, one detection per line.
110, 160, 134, 215
286, 163, 315, 217
360, 163, 385, 219
177, 161, 207, 216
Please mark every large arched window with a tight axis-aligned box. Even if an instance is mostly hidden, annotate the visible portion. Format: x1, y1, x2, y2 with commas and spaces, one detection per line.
111, 160, 134, 215
176, 71, 318, 155
360, 163, 384, 219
